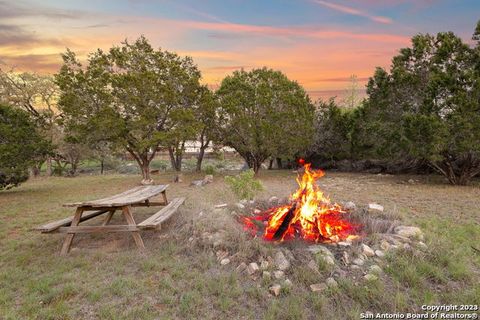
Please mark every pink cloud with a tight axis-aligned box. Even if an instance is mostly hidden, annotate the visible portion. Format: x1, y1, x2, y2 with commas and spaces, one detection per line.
312, 0, 393, 24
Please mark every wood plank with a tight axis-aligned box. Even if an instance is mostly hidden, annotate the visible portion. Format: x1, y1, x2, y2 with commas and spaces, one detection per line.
131, 201, 167, 207
138, 197, 185, 229
63, 185, 169, 207
60, 208, 83, 256
57, 225, 139, 233
34, 210, 109, 233
122, 206, 145, 250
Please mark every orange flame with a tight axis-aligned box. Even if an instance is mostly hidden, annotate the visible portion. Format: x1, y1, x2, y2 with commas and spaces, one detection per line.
242, 163, 358, 242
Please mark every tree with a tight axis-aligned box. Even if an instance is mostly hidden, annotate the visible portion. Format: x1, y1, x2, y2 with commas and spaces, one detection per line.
363, 24, 480, 185
0, 104, 50, 190
342, 74, 362, 109
195, 86, 219, 172
216, 68, 315, 174
0, 69, 59, 175
56, 36, 203, 183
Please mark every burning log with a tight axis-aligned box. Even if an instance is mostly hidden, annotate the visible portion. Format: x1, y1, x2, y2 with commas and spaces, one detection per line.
273, 202, 297, 240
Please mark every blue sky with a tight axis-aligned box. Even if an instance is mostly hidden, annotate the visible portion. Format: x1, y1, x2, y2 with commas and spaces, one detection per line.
1, 0, 479, 99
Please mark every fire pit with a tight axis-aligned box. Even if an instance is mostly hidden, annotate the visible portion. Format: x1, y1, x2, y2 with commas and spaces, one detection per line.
241, 162, 360, 243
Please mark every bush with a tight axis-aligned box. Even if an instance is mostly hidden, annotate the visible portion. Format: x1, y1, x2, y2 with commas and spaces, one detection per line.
224, 169, 264, 200
203, 165, 216, 175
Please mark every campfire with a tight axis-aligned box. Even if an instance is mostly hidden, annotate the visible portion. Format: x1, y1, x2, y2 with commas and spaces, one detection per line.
242, 161, 359, 243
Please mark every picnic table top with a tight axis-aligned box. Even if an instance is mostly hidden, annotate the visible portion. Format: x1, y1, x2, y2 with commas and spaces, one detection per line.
63, 185, 169, 208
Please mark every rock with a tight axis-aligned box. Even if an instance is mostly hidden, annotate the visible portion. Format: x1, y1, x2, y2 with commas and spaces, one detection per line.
247, 262, 260, 275
220, 258, 230, 265
323, 255, 336, 266
236, 262, 247, 273
216, 250, 229, 260
262, 271, 271, 280
342, 251, 350, 265
269, 196, 279, 206
191, 180, 205, 187
380, 240, 390, 251
307, 245, 333, 256
253, 209, 261, 214
235, 203, 246, 210
368, 265, 382, 275
240, 199, 248, 205
307, 259, 318, 272
338, 241, 352, 247
203, 174, 214, 183
352, 258, 365, 266
269, 284, 282, 296
273, 270, 285, 279
362, 244, 375, 257
260, 260, 270, 270
403, 243, 411, 250
141, 178, 154, 185
364, 274, 378, 281
326, 277, 338, 288
214, 203, 228, 209
394, 226, 423, 240
310, 283, 327, 292
417, 241, 428, 250
334, 267, 347, 278
375, 250, 385, 258
344, 201, 356, 211
274, 251, 291, 271
368, 203, 384, 212
351, 265, 361, 270
284, 279, 293, 288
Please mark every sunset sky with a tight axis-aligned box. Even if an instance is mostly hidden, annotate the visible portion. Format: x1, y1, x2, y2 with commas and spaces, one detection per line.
1, 0, 479, 99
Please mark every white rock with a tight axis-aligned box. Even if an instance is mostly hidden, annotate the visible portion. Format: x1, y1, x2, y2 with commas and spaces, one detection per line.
394, 226, 423, 239
240, 199, 248, 205
274, 251, 291, 271
310, 283, 327, 292
417, 241, 428, 250
269, 284, 282, 296
260, 260, 269, 270
236, 262, 247, 273
323, 255, 335, 266
326, 277, 338, 288
235, 203, 246, 210
307, 259, 318, 272
408, 179, 415, 184
273, 270, 285, 279
375, 250, 385, 258
368, 203, 384, 212
269, 196, 279, 205
352, 258, 365, 266
220, 258, 230, 265
369, 265, 382, 275
214, 203, 228, 209
344, 201, 356, 211
362, 244, 375, 257
364, 274, 378, 281
338, 241, 352, 247
191, 180, 205, 187
253, 209, 261, 214
308, 245, 333, 256
203, 174, 214, 183
247, 262, 260, 275
380, 240, 390, 251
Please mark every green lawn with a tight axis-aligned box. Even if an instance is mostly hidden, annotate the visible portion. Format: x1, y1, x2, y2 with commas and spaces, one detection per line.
0, 171, 479, 319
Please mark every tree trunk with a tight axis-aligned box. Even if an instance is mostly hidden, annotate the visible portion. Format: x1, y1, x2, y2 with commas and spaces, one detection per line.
268, 159, 274, 170
100, 159, 104, 175
46, 157, 52, 176
196, 145, 207, 172
276, 158, 283, 169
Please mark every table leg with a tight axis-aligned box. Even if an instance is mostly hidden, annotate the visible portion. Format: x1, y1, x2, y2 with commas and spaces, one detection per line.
60, 207, 84, 256
121, 206, 145, 250
102, 209, 115, 226
162, 191, 168, 205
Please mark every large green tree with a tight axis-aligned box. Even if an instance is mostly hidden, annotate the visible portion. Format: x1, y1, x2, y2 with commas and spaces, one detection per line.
56, 36, 203, 183
362, 23, 480, 185
216, 68, 315, 174
0, 104, 50, 190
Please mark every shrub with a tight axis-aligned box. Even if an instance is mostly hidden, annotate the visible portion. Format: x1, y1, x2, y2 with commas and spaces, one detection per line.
224, 169, 263, 200
203, 165, 216, 175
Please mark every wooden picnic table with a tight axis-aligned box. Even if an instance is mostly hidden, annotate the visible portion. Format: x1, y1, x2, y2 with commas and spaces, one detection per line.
35, 185, 185, 255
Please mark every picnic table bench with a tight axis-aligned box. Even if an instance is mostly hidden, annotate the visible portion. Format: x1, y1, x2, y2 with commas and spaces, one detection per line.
35, 185, 185, 255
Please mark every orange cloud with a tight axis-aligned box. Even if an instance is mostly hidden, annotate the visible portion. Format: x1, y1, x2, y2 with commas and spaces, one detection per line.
312, 0, 393, 24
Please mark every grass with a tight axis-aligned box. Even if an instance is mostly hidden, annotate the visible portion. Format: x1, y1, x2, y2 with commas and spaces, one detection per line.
0, 168, 479, 319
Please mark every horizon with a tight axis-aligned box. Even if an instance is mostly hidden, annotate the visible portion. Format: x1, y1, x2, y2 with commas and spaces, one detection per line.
1, 0, 479, 100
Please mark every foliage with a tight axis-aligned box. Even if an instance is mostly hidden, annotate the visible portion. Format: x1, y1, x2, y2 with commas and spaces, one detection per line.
56, 36, 203, 182
216, 68, 315, 174
224, 169, 263, 200
203, 165, 216, 175
0, 104, 50, 189
355, 23, 480, 184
